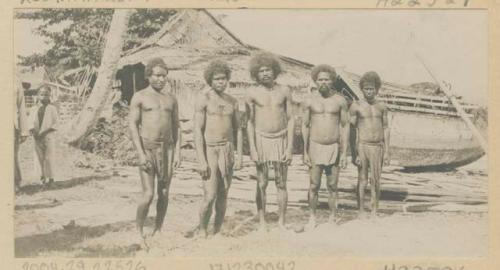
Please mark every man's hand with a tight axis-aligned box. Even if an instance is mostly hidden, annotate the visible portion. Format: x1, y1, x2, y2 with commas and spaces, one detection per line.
234, 159, 242, 171
383, 151, 390, 166
283, 150, 293, 165
250, 149, 259, 164
303, 153, 311, 168
173, 154, 181, 169
198, 162, 211, 180
339, 154, 347, 169
139, 153, 153, 173
19, 135, 28, 144
354, 155, 361, 167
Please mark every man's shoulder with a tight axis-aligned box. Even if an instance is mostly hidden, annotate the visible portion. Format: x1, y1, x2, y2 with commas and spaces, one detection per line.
332, 93, 348, 103
222, 92, 238, 105
375, 100, 388, 110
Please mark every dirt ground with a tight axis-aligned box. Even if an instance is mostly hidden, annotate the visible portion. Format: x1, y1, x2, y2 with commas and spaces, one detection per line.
15, 134, 488, 258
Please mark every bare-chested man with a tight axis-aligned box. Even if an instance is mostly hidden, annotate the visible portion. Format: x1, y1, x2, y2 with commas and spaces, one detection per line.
302, 65, 349, 228
194, 60, 243, 238
246, 53, 294, 231
129, 58, 181, 240
349, 71, 390, 216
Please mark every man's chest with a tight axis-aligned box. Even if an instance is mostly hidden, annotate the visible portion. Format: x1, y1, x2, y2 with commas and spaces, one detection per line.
206, 99, 235, 116
142, 95, 174, 112
311, 98, 341, 114
358, 104, 383, 119
252, 90, 286, 107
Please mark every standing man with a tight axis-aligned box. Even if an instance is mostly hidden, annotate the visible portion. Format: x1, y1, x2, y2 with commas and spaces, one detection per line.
14, 80, 29, 191
129, 58, 181, 240
30, 85, 58, 186
302, 65, 349, 228
194, 60, 243, 238
349, 71, 390, 216
246, 53, 294, 231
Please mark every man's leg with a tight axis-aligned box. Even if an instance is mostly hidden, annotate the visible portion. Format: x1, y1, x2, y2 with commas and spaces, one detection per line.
34, 139, 46, 183
255, 163, 269, 230
44, 135, 56, 184
152, 147, 174, 236
153, 179, 172, 236
307, 165, 322, 228
275, 162, 288, 229
199, 149, 219, 237
370, 147, 384, 215
325, 164, 340, 223
357, 146, 369, 215
214, 173, 231, 235
137, 167, 155, 239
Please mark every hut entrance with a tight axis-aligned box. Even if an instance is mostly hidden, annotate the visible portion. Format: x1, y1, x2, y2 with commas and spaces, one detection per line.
115, 63, 148, 104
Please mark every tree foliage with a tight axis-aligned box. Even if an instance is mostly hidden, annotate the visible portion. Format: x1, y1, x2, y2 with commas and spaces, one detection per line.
15, 9, 176, 72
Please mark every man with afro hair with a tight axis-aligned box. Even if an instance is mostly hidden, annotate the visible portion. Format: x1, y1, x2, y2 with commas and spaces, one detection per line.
245, 52, 294, 231
193, 60, 243, 238
349, 71, 390, 217
129, 57, 181, 242
302, 64, 349, 228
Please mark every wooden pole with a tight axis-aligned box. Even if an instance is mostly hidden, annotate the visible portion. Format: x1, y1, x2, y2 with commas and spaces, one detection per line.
415, 53, 488, 154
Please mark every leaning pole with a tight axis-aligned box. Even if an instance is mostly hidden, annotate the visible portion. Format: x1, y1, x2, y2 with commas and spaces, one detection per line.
66, 9, 132, 146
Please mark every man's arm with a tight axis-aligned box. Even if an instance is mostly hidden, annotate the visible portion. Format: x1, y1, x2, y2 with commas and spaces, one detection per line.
38, 105, 59, 138
301, 98, 311, 167
194, 94, 209, 178
349, 102, 360, 165
172, 97, 182, 168
382, 104, 391, 166
232, 99, 243, 170
245, 95, 258, 163
285, 89, 295, 165
339, 98, 350, 168
128, 94, 148, 169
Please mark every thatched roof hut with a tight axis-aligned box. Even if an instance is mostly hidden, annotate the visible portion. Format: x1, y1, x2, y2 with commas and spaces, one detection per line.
116, 9, 318, 118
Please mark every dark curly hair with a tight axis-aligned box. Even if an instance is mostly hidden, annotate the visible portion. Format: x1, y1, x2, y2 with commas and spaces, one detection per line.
145, 57, 168, 77
359, 71, 382, 90
311, 64, 337, 83
249, 52, 282, 82
204, 60, 231, 86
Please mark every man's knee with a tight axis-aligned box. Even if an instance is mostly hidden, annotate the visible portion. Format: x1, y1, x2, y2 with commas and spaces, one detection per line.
275, 177, 287, 190
142, 191, 154, 205
309, 180, 320, 194
257, 178, 268, 190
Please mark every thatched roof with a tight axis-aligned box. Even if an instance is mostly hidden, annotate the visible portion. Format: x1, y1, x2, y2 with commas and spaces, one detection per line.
118, 9, 314, 90
118, 9, 441, 102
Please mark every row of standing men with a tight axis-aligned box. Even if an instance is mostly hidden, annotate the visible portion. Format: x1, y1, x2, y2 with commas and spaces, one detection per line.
128, 52, 390, 240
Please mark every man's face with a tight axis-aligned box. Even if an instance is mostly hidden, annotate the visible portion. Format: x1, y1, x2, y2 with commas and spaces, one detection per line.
211, 72, 228, 93
39, 89, 50, 104
315, 72, 333, 95
148, 66, 168, 91
257, 66, 274, 85
361, 82, 378, 100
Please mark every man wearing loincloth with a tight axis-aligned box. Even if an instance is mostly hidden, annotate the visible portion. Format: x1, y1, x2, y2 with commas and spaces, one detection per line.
349, 71, 390, 216
246, 53, 294, 231
194, 60, 243, 238
302, 65, 349, 228
129, 58, 181, 240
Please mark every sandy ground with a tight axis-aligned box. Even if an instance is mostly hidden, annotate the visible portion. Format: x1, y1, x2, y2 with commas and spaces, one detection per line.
14, 134, 488, 258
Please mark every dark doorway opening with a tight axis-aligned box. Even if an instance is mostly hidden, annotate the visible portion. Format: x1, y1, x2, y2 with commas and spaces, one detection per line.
115, 63, 148, 104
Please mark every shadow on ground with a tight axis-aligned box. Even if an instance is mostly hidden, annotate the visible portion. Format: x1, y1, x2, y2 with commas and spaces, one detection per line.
17, 174, 113, 196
